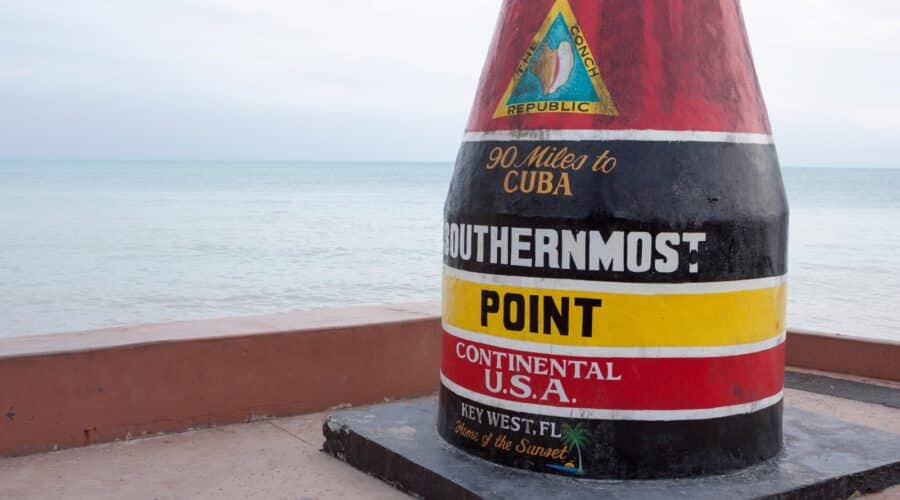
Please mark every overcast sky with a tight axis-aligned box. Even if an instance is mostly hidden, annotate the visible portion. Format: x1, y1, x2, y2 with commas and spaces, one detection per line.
1, 1, 898, 166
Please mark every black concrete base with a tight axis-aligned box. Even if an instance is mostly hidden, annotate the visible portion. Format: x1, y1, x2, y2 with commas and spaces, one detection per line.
322, 396, 900, 500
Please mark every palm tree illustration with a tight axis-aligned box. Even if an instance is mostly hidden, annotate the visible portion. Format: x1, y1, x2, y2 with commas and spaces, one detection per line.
559, 423, 591, 474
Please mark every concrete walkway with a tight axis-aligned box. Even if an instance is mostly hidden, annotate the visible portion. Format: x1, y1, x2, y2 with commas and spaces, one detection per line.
1, 384, 898, 499
0, 410, 405, 500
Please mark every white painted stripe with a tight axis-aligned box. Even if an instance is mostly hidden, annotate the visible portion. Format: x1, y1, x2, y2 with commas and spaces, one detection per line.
440, 374, 783, 421
444, 265, 787, 295
443, 323, 786, 358
463, 129, 774, 144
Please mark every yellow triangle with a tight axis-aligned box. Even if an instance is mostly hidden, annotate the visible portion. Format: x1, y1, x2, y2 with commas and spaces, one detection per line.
493, 0, 618, 119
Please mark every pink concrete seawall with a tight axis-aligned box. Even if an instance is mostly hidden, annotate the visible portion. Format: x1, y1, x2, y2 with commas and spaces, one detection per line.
0, 303, 441, 457
0, 302, 896, 457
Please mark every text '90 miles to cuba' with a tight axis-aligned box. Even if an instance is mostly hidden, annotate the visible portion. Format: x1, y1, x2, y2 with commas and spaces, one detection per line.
484, 144, 618, 197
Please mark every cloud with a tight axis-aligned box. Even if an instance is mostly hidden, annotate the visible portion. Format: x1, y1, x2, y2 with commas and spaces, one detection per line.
0, 0, 898, 166
742, 0, 900, 166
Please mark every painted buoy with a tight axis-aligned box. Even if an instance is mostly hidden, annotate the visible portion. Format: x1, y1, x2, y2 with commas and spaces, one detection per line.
438, 0, 788, 479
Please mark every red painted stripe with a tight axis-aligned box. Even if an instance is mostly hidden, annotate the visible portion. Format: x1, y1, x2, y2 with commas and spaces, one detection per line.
441, 331, 784, 411
468, 0, 770, 134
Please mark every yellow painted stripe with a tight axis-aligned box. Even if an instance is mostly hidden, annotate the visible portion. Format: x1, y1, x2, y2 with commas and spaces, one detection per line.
442, 273, 786, 348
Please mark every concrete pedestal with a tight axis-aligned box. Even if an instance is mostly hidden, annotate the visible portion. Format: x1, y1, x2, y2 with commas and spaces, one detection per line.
323, 397, 900, 500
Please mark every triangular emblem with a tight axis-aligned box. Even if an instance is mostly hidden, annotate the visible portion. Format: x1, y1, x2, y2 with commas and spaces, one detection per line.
493, 0, 617, 118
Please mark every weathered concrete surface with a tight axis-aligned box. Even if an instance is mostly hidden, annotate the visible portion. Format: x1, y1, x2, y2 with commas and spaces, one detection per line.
785, 388, 900, 436
0, 411, 405, 500
324, 390, 900, 499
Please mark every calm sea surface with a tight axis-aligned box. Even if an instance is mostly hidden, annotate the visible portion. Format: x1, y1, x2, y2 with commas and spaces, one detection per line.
0, 161, 897, 341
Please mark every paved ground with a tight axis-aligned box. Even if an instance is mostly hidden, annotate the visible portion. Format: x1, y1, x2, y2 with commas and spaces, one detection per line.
0, 381, 897, 499
0, 410, 406, 500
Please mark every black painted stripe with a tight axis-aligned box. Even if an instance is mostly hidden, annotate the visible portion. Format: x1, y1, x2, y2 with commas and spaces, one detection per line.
445, 140, 787, 282
438, 386, 783, 479
438, 385, 782, 479
447, 140, 787, 219
443, 216, 786, 282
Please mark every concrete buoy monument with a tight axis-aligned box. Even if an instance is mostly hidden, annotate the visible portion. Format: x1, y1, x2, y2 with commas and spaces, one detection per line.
439, 0, 788, 478
323, 1, 899, 494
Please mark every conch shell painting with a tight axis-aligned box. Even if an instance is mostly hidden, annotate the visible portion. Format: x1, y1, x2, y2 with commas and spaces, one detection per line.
531, 41, 574, 95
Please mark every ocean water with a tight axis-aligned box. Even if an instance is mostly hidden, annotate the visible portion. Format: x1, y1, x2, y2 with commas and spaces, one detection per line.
0, 161, 897, 342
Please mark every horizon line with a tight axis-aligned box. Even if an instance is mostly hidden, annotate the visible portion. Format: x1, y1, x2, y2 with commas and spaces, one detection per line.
0, 158, 897, 170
